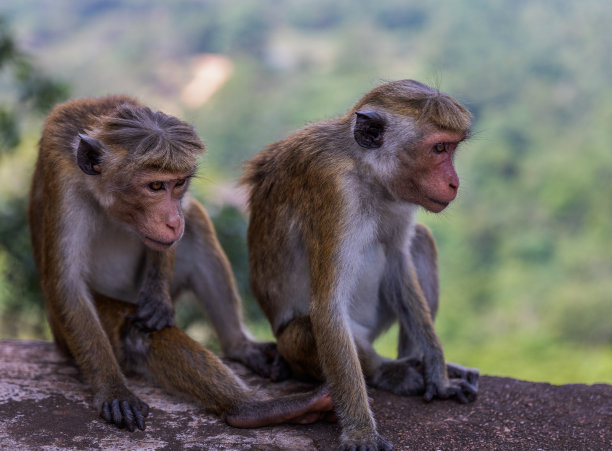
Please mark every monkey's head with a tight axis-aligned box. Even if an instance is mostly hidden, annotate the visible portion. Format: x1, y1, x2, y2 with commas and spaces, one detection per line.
351, 80, 472, 213
75, 103, 204, 251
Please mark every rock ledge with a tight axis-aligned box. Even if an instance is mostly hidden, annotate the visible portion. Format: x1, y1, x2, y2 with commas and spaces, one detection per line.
1, 339, 610, 450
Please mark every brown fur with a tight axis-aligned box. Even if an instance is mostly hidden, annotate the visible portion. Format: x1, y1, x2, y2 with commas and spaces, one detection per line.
243, 80, 478, 450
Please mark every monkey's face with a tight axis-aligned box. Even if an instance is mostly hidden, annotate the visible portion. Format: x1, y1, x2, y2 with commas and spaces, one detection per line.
394, 129, 464, 213
353, 112, 465, 213
109, 170, 192, 251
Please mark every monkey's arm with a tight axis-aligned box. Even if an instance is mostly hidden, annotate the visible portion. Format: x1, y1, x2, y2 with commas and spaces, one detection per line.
43, 258, 148, 430
307, 227, 392, 450
310, 297, 391, 450
400, 224, 479, 388
132, 248, 175, 331
180, 201, 290, 380
393, 253, 477, 403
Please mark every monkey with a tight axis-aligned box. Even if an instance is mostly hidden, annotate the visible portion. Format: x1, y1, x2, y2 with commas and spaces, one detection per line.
242, 80, 479, 450
28, 95, 332, 431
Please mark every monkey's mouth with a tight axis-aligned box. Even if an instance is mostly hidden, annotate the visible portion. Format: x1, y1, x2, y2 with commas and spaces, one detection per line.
427, 197, 450, 207
143, 236, 175, 249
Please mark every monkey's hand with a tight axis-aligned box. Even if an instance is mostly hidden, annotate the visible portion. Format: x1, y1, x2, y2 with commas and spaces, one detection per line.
423, 360, 478, 404
225, 340, 291, 382
131, 291, 175, 331
95, 386, 149, 432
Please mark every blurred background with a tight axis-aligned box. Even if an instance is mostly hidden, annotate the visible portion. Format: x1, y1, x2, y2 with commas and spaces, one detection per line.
0, 0, 610, 384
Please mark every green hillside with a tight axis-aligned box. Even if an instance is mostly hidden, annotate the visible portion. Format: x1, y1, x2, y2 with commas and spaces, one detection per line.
1, 0, 611, 384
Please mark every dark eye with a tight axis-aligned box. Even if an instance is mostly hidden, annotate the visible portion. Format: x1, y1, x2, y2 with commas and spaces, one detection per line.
149, 181, 164, 191
176, 178, 186, 187
433, 143, 447, 153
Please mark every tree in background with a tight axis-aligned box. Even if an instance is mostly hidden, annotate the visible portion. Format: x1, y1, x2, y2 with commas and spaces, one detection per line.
0, 16, 68, 338
0, 17, 68, 152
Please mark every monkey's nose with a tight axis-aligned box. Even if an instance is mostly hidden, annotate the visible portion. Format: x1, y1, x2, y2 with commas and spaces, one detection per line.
165, 215, 184, 241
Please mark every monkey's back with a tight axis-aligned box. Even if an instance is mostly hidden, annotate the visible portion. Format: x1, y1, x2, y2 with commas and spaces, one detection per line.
242, 120, 356, 332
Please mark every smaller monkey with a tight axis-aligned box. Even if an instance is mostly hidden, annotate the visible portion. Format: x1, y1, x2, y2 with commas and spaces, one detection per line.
29, 95, 329, 431
243, 80, 479, 450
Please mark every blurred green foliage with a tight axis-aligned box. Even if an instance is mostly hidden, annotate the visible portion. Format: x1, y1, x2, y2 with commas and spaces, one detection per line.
0, 17, 69, 152
0, 18, 68, 338
0, 0, 610, 384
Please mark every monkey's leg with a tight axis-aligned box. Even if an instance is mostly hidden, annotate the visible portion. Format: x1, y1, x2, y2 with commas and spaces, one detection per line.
398, 223, 439, 359
178, 201, 290, 380
400, 223, 479, 388
275, 315, 325, 382
379, 246, 476, 404
144, 324, 333, 427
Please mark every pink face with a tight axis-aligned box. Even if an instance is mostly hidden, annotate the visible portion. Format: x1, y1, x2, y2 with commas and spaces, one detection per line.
392, 129, 465, 213
111, 171, 193, 251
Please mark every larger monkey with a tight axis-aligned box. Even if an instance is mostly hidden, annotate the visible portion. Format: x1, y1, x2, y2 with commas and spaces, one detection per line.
29, 96, 332, 431
243, 80, 479, 450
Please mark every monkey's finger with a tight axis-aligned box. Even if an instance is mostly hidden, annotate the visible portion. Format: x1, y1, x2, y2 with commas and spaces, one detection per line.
423, 384, 436, 402
453, 387, 469, 404
121, 400, 136, 432
449, 379, 477, 404
148, 310, 174, 331
111, 399, 124, 428
137, 302, 156, 318
133, 405, 146, 431
461, 381, 479, 403
144, 310, 164, 329
467, 370, 479, 387
101, 401, 112, 422
155, 313, 174, 330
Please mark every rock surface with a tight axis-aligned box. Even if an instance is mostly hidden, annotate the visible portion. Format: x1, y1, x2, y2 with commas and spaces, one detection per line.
1, 339, 610, 450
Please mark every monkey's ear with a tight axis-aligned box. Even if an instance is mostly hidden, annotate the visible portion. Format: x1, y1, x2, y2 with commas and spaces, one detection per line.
76, 134, 103, 175
354, 111, 385, 149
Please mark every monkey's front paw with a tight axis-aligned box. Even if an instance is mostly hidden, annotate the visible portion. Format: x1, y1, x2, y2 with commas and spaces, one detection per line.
339, 433, 393, 451
424, 377, 478, 404
131, 294, 174, 331
97, 390, 149, 432
227, 341, 291, 382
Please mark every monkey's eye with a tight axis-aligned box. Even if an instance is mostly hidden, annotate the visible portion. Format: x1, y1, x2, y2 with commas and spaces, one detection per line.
433, 143, 447, 153
149, 181, 164, 191
175, 178, 186, 187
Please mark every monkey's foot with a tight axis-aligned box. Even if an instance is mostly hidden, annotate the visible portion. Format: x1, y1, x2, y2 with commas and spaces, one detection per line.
447, 361, 479, 389
96, 388, 149, 431
423, 376, 478, 404
226, 340, 291, 382
225, 385, 333, 428
368, 357, 425, 396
